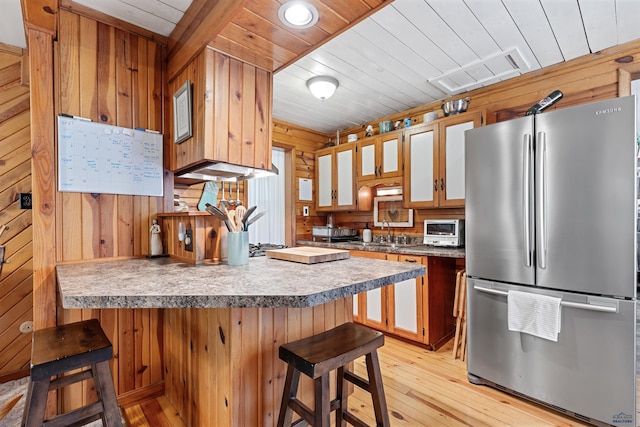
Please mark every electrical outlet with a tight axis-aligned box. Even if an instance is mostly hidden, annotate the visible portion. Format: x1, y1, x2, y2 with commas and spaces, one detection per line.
184, 229, 193, 252
303, 206, 309, 216
19, 193, 32, 209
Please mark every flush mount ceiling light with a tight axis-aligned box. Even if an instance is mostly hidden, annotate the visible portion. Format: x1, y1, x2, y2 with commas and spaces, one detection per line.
306, 76, 339, 101
278, 1, 319, 29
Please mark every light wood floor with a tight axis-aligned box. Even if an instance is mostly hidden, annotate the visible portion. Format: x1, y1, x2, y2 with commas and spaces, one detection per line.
122, 336, 633, 426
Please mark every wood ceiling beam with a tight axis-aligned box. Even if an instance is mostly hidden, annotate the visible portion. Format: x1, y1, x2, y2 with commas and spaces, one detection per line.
167, 0, 249, 81
20, 0, 58, 38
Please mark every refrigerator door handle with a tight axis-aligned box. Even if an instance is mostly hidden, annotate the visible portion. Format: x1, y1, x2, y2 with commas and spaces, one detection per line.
537, 132, 547, 269
523, 134, 532, 267
473, 285, 619, 313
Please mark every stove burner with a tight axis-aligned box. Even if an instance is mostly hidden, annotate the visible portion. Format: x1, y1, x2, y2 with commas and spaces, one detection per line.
249, 243, 287, 257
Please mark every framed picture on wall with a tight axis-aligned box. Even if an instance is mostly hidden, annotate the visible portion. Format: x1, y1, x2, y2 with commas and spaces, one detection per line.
173, 80, 192, 144
373, 195, 413, 227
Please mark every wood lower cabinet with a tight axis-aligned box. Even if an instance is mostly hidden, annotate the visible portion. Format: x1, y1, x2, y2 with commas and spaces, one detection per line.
387, 254, 424, 342
352, 250, 457, 349
350, 250, 387, 328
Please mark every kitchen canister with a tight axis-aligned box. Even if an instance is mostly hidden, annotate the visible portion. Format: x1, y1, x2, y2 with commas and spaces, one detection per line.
423, 111, 438, 123
227, 231, 249, 265
379, 120, 393, 134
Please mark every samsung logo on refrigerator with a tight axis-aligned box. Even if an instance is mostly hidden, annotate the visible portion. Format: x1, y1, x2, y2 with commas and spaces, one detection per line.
595, 107, 622, 115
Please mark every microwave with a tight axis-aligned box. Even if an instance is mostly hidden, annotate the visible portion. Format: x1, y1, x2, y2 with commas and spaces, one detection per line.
423, 219, 465, 247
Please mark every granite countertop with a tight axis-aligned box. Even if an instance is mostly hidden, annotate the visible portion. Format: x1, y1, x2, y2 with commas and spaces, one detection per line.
56, 256, 425, 309
297, 240, 466, 258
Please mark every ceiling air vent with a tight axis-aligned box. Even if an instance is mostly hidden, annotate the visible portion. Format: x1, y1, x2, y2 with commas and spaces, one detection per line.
429, 48, 530, 95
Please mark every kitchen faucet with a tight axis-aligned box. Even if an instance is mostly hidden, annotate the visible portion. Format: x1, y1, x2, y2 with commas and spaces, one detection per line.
381, 220, 391, 243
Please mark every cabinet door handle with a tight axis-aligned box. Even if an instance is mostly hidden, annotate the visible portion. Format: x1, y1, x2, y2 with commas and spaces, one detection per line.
405, 259, 418, 263
440, 178, 445, 191
434, 179, 438, 192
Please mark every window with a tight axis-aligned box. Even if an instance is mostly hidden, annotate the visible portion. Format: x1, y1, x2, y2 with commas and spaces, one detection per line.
247, 148, 285, 244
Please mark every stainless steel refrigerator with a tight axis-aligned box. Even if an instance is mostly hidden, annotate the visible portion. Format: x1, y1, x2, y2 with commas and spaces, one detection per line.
465, 96, 637, 427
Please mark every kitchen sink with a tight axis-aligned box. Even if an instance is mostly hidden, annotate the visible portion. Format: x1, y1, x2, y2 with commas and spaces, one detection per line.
352, 241, 426, 249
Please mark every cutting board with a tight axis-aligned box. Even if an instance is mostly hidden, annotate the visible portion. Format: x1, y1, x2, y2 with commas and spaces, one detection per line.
265, 246, 350, 264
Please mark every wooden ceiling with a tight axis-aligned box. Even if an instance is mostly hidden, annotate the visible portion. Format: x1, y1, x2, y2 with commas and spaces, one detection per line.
206, 0, 392, 73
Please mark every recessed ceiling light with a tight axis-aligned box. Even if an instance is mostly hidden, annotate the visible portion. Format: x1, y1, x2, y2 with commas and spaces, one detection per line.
278, 1, 319, 29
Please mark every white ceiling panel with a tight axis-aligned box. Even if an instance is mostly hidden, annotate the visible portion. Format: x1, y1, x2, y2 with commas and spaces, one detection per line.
464, 0, 542, 71
616, 0, 640, 44
579, 0, 618, 52
501, 0, 564, 67
74, 0, 183, 36
540, 0, 590, 61
370, 6, 458, 75
0, 0, 25, 48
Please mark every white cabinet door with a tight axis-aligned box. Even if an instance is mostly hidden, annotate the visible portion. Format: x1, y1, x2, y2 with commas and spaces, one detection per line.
317, 153, 333, 209
360, 142, 376, 178
381, 136, 400, 175
408, 129, 435, 205
444, 120, 473, 202
392, 278, 418, 334
365, 287, 383, 324
336, 148, 354, 208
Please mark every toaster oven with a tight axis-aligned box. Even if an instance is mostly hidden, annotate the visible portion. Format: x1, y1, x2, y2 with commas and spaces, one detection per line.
423, 219, 464, 247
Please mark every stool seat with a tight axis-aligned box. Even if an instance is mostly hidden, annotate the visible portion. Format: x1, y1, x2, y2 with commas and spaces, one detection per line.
277, 322, 390, 427
22, 319, 123, 427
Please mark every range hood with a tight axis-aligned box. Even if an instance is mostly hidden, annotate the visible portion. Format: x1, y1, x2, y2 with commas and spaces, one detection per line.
175, 161, 279, 183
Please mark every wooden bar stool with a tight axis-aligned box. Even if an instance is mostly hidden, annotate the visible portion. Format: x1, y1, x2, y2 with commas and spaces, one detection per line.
22, 318, 123, 427
277, 322, 390, 427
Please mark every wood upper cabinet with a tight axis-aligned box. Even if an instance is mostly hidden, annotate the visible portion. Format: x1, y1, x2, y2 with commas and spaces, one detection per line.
356, 131, 403, 181
169, 47, 272, 173
316, 144, 356, 211
403, 111, 485, 208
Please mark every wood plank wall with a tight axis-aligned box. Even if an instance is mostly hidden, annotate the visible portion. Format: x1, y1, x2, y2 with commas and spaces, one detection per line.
0, 43, 32, 380
273, 120, 327, 241
164, 299, 352, 426
54, 9, 167, 405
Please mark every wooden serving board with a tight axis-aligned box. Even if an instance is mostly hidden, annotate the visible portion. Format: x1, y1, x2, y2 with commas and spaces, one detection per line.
265, 246, 350, 264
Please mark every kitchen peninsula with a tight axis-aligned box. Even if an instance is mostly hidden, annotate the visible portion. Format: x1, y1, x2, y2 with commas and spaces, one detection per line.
56, 256, 424, 426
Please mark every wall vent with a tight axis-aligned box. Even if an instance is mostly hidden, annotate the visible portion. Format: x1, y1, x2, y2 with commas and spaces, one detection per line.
429, 48, 530, 95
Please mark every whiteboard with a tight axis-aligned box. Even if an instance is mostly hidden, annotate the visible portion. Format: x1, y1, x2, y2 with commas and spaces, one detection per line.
57, 116, 164, 197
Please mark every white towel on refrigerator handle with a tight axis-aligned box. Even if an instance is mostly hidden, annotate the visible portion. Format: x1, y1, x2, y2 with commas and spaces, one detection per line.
507, 290, 562, 342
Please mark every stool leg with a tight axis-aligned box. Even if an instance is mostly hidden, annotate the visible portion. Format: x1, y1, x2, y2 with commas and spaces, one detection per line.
277, 365, 300, 427
313, 373, 330, 427
92, 361, 123, 427
366, 351, 390, 427
335, 366, 347, 427
22, 378, 50, 427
